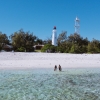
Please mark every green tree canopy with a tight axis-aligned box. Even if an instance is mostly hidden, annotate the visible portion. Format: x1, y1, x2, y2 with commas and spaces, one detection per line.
41, 44, 57, 53
0, 32, 9, 50
35, 38, 43, 45
88, 39, 100, 53
10, 29, 37, 52
57, 31, 67, 46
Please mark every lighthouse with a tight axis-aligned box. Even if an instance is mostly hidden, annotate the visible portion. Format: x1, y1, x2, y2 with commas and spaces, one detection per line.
52, 26, 57, 46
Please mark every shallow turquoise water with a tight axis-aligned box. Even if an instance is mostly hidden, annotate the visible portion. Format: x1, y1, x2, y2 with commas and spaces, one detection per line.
0, 68, 100, 100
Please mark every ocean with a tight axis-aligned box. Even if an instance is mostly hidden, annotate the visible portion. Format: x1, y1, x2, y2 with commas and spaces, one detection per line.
0, 68, 100, 100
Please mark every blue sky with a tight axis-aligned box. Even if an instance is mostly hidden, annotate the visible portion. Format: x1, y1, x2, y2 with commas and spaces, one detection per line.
0, 0, 100, 41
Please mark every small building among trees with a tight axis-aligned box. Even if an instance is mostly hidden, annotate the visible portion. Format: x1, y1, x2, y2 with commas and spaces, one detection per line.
2, 44, 13, 51
33, 45, 44, 50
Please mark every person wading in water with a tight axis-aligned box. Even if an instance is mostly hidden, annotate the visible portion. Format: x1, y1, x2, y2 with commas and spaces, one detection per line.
54, 65, 57, 71
58, 64, 62, 71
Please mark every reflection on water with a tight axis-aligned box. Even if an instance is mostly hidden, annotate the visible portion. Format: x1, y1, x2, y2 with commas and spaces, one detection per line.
0, 68, 100, 100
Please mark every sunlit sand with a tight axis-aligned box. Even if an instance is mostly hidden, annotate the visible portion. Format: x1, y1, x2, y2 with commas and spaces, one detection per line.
0, 52, 100, 69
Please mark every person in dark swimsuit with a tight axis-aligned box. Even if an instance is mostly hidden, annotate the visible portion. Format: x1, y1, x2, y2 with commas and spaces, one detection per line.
58, 64, 62, 71
54, 65, 57, 71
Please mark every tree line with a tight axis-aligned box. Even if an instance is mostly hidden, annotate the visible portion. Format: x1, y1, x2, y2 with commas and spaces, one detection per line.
0, 29, 100, 53
41, 31, 100, 53
0, 29, 42, 52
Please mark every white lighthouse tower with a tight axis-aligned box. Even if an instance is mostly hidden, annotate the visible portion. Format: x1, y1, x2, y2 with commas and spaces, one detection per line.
52, 26, 57, 46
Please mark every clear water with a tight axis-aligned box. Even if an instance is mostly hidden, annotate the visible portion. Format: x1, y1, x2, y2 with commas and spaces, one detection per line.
0, 68, 100, 100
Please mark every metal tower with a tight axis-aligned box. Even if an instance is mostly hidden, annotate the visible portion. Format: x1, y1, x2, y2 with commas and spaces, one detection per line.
75, 17, 80, 34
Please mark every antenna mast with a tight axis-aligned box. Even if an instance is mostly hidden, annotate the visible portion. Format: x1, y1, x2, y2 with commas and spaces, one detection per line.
75, 17, 80, 34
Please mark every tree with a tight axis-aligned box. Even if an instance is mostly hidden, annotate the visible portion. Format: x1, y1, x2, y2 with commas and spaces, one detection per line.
57, 31, 67, 46
0, 32, 9, 50
41, 44, 57, 52
67, 33, 89, 53
88, 39, 100, 53
65, 42, 72, 53
43, 37, 52, 45
35, 38, 43, 45
10, 29, 37, 52
68, 33, 83, 44
56, 31, 67, 53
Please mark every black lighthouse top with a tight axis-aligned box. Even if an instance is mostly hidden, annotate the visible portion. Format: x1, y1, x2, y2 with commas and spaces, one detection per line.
53, 26, 56, 29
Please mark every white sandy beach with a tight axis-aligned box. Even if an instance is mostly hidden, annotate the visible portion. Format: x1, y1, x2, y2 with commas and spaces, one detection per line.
0, 52, 100, 69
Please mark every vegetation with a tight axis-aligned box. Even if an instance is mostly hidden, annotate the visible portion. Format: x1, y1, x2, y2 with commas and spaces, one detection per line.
0, 29, 100, 53
0, 32, 9, 51
41, 32, 100, 53
10, 29, 37, 52
41, 44, 57, 52
17, 47, 26, 52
